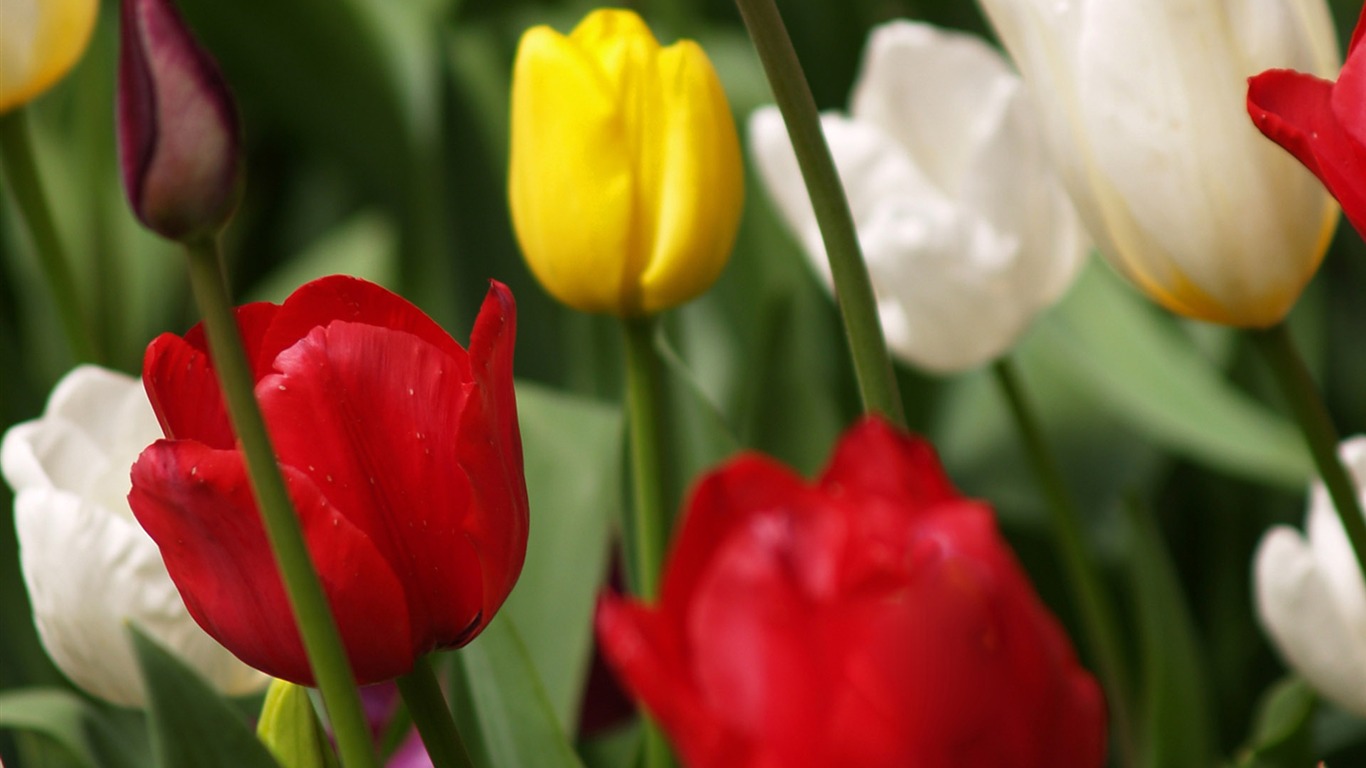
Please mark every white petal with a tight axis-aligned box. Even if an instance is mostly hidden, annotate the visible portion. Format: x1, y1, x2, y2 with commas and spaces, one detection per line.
1255, 526, 1366, 716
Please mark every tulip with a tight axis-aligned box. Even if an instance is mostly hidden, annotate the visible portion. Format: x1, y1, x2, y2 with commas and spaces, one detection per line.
508, 9, 744, 316
976, 0, 1340, 327
596, 418, 1106, 768
1248, 4, 1366, 242
128, 276, 528, 686
0, 0, 97, 112
118, 0, 240, 242
0, 365, 266, 707
749, 21, 1087, 373
1255, 436, 1366, 717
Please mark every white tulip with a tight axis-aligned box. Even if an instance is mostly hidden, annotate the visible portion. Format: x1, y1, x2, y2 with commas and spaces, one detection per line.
1255, 436, 1366, 716
1, 365, 267, 707
976, 0, 1340, 327
749, 20, 1087, 374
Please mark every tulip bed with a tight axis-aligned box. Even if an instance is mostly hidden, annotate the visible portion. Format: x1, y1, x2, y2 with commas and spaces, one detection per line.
5, 0, 1366, 767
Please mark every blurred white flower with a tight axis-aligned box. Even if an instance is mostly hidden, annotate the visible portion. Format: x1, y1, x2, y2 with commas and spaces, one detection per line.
1, 365, 267, 707
749, 20, 1087, 374
976, 0, 1340, 327
1255, 436, 1366, 716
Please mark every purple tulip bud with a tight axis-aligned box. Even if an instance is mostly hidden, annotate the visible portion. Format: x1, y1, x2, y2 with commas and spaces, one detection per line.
118, 0, 240, 242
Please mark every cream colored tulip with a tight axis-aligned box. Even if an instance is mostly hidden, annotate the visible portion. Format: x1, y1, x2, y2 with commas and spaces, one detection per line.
1, 366, 267, 707
750, 21, 1087, 373
509, 9, 743, 316
1, 0, 98, 112
977, 0, 1340, 326
1255, 436, 1366, 717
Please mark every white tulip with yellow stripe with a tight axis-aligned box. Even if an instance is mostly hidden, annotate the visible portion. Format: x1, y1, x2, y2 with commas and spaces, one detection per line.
1, 0, 98, 112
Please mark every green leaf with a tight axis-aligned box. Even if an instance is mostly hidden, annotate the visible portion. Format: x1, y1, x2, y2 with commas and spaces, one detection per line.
1040, 261, 1311, 488
0, 688, 145, 768
503, 382, 622, 732
448, 617, 586, 768
655, 326, 743, 520
256, 679, 339, 768
246, 213, 399, 304
129, 624, 280, 768
1125, 498, 1216, 768
1234, 677, 1316, 768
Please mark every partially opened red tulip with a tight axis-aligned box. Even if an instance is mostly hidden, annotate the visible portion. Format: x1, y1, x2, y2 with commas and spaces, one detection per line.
1248, 3, 1366, 239
129, 276, 528, 686
597, 419, 1105, 768
118, 0, 240, 241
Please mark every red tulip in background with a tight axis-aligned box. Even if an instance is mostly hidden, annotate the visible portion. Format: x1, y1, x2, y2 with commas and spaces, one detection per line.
129, 275, 528, 686
1248, 3, 1366, 238
597, 419, 1106, 768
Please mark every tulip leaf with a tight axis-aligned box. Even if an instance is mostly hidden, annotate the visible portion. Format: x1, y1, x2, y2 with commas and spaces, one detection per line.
256, 680, 339, 768
448, 617, 586, 768
504, 382, 621, 732
129, 625, 281, 768
1125, 498, 1216, 768
0, 688, 145, 768
1039, 261, 1311, 488
1232, 676, 1315, 768
655, 327, 743, 520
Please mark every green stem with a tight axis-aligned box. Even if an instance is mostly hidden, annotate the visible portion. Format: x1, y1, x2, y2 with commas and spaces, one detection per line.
620, 316, 667, 600
183, 239, 378, 768
620, 316, 671, 768
992, 358, 1135, 768
1249, 323, 1366, 582
396, 656, 474, 768
731, 0, 904, 427
0, 109, 99, 363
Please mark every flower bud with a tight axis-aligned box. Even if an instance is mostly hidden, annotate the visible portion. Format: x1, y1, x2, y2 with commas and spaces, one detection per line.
509, 9, 743, 317
118, 0, 241, 242
0, 0, 98, 112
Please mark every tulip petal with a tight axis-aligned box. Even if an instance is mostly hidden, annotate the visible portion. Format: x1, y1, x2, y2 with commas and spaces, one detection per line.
1255, 526, 1366, 716
0, 0, 97, 112
455, 282, 528, 635
143, 302, 278, 448
818, 419, 958, 509
130, 440, 415, 685
256, 319, 483, 652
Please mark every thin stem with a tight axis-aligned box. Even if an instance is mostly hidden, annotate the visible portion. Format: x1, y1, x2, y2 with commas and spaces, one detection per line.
0, 109, 99, 363
731, 0, 904, 427
621, 316, 667, 600
620, 316, 671, 768
183, 238, 378, 768
992, 358, 1135, 768
1249, 324, 1366, 581
396, 656, 475, 768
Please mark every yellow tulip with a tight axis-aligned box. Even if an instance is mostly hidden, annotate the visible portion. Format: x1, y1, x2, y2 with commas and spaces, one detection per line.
1, 0, 98, 113
509, 9, 743, 317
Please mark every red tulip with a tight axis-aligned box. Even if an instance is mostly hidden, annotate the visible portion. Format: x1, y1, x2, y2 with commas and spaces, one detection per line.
1247, 4, 1366, 239
596, 419, 1105, 768
129, 276, 528, 686
118, 0, 240, 241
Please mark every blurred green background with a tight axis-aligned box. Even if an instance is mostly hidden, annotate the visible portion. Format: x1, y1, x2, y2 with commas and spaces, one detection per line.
5, 0, 1366, 765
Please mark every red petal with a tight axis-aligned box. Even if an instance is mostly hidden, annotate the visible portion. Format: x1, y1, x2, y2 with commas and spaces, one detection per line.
256, 276, 467, 378
1248, 69, 1366, 234
142, 302, 279, 448
1350, 1, 1366, 56
129, 440, 415, 685
255, 320, 484, 651
454, 281, 529, 636
818, 418, 960, 510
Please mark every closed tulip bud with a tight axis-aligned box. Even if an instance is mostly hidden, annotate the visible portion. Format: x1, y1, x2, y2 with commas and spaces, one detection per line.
977, 0, 1340, 327
1, 0, 98, 112
118, 0, 241, 242
1255, 436, 1366, 718
509, 9, 743, 317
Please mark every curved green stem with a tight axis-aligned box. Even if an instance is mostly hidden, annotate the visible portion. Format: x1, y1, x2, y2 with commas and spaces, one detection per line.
183, 238, 378, 768
992, 358, 1135, 768
731, 0, 904, 427
1249, 323, 1366, 582
396, 656, 475, 768
0, 109, 99, 363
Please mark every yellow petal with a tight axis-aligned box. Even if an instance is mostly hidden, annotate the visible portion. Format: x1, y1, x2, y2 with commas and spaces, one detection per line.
0, 0, 98, 113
